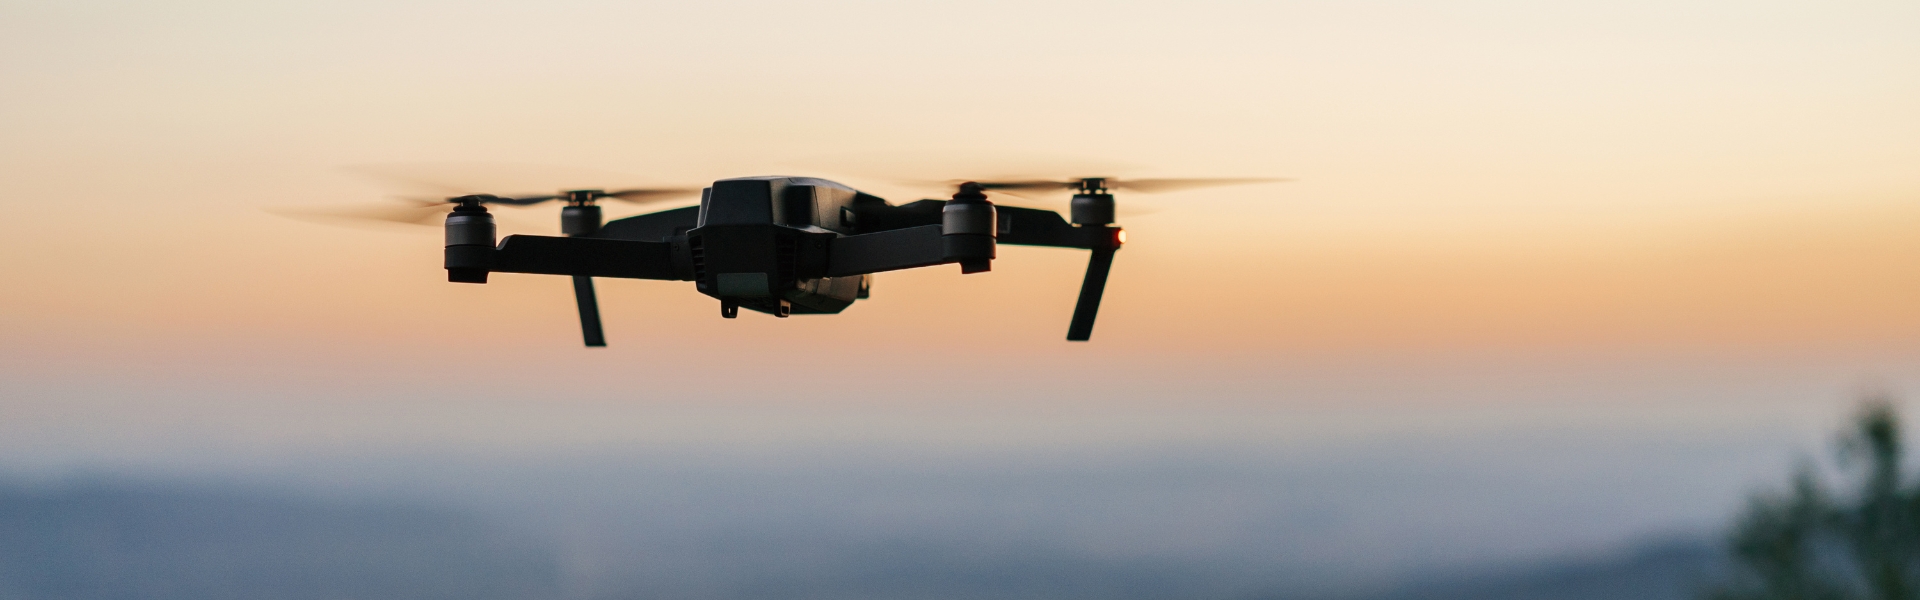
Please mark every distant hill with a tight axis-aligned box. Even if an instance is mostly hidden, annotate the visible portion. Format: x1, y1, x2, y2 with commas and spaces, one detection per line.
1348, 539, 1721, 600
0, 480, 561, 600
0, 478, 1727, 600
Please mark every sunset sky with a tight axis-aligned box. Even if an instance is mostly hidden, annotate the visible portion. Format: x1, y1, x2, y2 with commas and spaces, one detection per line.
2, 1, 1919, 565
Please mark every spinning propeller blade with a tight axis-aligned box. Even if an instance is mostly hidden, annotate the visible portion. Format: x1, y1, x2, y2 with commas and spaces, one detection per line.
904, 176, 1287, 215
1107, 177, 1289, 193
477, 188, 700, 206
486, 194, 564, 206
274, 164, 703, 228
960, 177, 1290, 195
277, 189, 700, 228
601, 188, 702, 203
269, 197, 451, 226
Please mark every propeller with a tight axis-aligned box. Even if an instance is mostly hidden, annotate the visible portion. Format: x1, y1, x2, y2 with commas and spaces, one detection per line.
956, 176, 1290, 196
271, 163, 704, 227
276, 188, 702, 227
904, 177, 1287, 219
493, 188, 705, 206
270, 196, 457, 226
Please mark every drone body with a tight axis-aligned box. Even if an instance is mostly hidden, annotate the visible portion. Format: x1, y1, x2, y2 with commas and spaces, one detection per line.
443, 176, 1124, 346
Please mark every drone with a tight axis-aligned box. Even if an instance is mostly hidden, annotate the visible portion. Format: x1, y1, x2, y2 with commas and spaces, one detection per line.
322, 174, 1277, 347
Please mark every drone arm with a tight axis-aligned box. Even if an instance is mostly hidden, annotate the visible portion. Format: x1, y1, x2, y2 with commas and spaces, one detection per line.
448, 235, 688, 280
824, 225, 951, 277
852, 202, 1099, 247
596, 206, 700, 242
992, 206, 1107, 249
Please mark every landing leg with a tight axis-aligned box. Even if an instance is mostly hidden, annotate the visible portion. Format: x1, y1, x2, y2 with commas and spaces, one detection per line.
572, 275, 606, 347
1067, 245, 1116, 341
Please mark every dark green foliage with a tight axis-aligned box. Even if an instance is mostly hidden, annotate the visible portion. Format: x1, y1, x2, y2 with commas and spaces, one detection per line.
1709, 400, 1920, 600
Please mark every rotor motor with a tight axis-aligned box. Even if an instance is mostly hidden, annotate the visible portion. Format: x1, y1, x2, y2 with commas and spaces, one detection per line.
942, 183, 997, 273
443, 198, 497, 284
1068, 178, 1116, 226
560, 204, 601, 237
559, 190, 604, 237
1069, 193, 1116, 226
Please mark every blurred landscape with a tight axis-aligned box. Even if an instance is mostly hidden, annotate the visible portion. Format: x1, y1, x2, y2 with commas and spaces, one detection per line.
0, 467, 1718, 600
0, 390, 1837, 599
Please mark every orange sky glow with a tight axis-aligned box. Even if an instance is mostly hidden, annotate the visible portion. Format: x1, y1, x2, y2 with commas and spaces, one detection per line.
0, 1, 1916, 456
